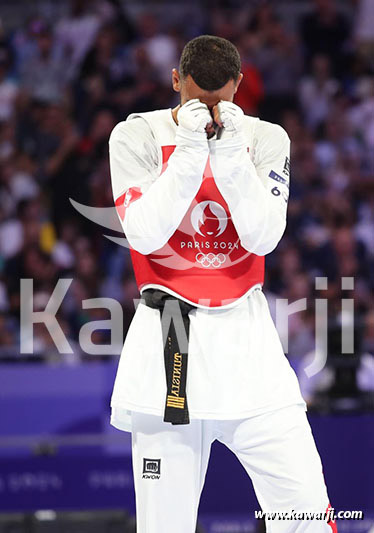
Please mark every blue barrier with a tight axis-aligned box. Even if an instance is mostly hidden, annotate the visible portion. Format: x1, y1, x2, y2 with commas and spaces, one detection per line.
0, 362, 373, 517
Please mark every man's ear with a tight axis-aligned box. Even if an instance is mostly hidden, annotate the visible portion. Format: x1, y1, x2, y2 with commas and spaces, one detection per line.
234, 73, 244, 94
172, 68, 181, 92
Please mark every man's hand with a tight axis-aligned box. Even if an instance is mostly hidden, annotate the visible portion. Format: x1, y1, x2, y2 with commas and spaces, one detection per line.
177, 99, 213, 133
213, 101, 244, 135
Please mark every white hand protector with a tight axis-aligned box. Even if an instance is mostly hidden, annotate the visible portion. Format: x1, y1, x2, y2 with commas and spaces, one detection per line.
177, 99, 213, 133
217, 101, 244, 134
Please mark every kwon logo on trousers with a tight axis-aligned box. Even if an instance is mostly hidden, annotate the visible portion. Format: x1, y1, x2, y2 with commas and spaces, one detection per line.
142, 458, 161, 479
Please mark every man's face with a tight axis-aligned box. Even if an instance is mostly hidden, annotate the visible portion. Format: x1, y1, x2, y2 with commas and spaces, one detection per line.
172, 70, 242, 111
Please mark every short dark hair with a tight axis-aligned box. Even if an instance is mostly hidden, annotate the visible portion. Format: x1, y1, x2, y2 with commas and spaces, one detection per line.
179, 35, 241, 91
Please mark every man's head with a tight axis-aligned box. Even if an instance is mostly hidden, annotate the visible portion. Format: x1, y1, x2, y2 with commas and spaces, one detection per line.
172, 35, 243, 110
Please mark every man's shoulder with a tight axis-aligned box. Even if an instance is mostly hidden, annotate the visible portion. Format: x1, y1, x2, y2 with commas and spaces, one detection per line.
109, 109, 171, 145
245, 115, 290, 144
109, 116, 151, 142
127, 108, 171, 122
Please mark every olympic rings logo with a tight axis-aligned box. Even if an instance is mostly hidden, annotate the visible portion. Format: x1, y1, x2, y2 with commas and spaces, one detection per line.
195, 252, 227, 268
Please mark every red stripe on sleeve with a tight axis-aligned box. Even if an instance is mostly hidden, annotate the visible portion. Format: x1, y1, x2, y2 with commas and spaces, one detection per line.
115, 186, 142, 221
161, 145, 176, 173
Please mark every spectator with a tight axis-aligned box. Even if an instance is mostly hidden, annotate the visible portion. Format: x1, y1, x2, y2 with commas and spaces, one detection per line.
54, 0, 102, 79
21, 26, 68, 104
253, 19, 302, 121
354, 0, 374, 63
234, 33, 264, 115
0, 48, 18, 121
137, 13, 179, 86
300, 0, 351, 77
298, 54, 339, 130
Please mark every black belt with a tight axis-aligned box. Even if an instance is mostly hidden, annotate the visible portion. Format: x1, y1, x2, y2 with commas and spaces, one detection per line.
141, 289, 196, 425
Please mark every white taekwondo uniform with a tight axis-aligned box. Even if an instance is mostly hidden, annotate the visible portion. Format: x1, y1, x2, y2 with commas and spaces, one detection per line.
108, 108, 336, 533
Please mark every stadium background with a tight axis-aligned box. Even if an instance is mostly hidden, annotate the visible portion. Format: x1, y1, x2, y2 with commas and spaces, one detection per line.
0, 0, 373, 531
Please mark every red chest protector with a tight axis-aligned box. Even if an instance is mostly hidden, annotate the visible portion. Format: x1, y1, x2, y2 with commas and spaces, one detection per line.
123, 144, 264, 307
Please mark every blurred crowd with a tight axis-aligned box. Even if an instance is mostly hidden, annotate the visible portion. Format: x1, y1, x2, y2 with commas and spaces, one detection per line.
0, 0, 373, 407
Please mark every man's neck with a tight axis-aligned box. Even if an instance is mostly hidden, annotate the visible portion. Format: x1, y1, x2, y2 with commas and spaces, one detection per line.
171, 105, 180, 125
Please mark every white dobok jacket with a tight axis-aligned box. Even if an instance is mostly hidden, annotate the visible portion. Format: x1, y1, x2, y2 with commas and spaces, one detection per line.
108, 108, 305, 432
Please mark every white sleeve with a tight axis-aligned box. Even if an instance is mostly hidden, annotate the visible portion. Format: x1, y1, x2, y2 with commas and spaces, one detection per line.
109, 117, 209, 255
208, 120, 290, 256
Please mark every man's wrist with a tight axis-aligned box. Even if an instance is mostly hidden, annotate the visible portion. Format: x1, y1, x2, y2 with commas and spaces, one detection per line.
209, 132, 246, 154
176, 125, 209, 148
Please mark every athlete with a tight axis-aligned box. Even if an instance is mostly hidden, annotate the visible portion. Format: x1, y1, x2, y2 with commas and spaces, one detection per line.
109, 35, 336, 533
